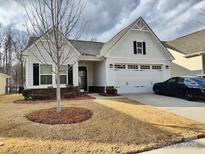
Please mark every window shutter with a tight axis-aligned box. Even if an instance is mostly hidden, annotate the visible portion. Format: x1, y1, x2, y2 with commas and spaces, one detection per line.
143, 42, 146, 55
133, 41, 137, 54
33, 63, 39, 86
68, 65, 73, 85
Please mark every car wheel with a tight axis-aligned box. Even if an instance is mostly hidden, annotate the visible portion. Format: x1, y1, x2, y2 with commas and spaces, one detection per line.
185, 90, 194, 101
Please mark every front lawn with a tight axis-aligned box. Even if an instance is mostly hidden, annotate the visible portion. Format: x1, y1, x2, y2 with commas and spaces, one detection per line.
0, 94, 205, 153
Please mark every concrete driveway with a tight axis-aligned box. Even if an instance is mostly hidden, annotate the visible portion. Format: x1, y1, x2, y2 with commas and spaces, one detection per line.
125, 93, 205, 123
124, 93, 205, 154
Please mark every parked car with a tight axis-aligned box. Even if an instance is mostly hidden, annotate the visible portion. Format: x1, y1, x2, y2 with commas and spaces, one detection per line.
153, 77, 205, 101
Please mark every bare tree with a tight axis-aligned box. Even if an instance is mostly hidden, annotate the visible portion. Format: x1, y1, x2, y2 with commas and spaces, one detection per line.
2, 29, 13, 74
13, 32, 28, 88
1, 28, 15, 92
24, 0, 85, 112
0, 23, 2, 68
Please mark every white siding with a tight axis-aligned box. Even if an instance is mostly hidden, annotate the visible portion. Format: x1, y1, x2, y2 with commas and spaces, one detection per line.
93, 61, 106, 86
0, 75, 7, 94
107, 30, 170, 60
25, 41, 79, 89
105, 30, 171, 88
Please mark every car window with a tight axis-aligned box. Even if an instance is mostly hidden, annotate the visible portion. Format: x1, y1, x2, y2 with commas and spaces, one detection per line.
184, 78, 199, 87
192, 77, 205, 86
178, 78, 184, 84
166, 78, 177, 84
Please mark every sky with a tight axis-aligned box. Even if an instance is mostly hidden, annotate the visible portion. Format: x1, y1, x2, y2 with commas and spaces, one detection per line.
0, 0, 205, 42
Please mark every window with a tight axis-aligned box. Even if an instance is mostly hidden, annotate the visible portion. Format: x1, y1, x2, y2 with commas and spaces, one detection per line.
184, 78, 199, 87
137, 42, 143, 54
133, 41, 146, 55
114, 64, 126, 69
128, 64, 138, 70
60, 65, 67, 84
40, 64, 52, 85
140, 65, 150, 70
166, 78, 177, 84
152, 65, 162, 70
178, 78, 184, 84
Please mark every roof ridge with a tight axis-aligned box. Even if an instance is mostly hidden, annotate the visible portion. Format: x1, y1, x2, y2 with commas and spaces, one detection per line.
68, 39, 105, 44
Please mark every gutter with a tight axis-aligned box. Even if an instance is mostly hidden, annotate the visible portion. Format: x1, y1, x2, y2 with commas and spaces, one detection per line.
184, 50, 205, 58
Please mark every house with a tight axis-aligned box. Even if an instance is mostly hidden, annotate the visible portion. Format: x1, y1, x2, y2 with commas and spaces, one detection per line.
0, 72, 10, 95
165, 29, 205, 77
22, 17, 174, 94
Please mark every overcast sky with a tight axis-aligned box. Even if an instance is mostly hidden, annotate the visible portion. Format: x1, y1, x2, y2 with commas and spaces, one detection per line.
0, 0, 205, 42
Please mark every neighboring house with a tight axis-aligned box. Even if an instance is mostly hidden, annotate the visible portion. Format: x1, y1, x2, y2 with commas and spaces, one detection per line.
165, 29, 205, 77
22, 17, 173, 94
0, 72, 10, 95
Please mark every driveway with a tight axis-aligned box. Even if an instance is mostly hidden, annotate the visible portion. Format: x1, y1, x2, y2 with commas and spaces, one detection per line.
125, 93, 205, 123
125, 93, 205, 154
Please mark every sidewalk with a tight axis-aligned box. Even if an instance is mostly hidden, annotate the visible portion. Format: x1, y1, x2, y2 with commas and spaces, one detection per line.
142, 139, 205, 154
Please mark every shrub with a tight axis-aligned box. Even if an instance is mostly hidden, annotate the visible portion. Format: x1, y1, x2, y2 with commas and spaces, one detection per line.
18, 87, 24, 93
22, 87, 80, 100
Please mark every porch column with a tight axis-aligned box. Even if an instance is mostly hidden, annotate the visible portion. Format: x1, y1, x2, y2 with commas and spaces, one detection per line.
73, 62, 79, 86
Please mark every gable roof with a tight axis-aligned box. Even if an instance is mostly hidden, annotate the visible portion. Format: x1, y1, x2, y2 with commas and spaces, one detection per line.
24, 37, 104, 56
166, 29, 205, 55
25, 37, 40, 50
100, 22, 134, 56
23, 17, 174, 60
100, 17, 174, 60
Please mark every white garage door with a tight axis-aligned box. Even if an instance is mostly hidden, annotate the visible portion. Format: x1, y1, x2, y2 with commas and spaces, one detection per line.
114, 64, 163, 93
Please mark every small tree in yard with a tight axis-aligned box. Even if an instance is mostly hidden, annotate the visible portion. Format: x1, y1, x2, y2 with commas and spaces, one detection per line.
24, 0, 85, 112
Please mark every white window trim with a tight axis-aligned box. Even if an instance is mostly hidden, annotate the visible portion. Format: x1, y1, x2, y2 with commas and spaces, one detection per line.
60, 65, 68, 85
39, 64, 53, 86
140, 64, 150, 70
114, 64, 126, 70
152, 65, 162, 70
128, 64, 139, 70
137, 42, 143, 54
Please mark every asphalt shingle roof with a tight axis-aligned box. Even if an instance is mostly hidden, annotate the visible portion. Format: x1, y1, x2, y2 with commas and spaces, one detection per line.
25, 37, 104, 56
69, 40, 104, 56
166, 29, 205, 55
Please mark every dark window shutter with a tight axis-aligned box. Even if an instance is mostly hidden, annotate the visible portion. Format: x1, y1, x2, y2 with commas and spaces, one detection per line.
33, 63, 39, 86
143, 42, 146, 55
68, 65, 73, 85
133, 41, 137, 54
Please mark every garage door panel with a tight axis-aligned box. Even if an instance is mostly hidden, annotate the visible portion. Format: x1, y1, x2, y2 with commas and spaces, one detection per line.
114, 64, 163, 94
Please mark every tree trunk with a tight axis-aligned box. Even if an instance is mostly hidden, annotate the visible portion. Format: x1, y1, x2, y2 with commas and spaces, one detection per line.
21, 61, 24, 87
56, 72, 61, 112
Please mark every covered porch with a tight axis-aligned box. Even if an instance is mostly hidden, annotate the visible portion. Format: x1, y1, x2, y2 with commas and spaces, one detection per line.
77, 57, 106, 92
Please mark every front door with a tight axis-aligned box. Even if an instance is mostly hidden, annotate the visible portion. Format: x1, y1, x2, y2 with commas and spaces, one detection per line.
78, 67, 87, 91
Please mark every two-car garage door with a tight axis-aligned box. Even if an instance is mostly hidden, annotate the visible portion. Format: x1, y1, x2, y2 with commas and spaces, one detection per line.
114, 64, 163, 93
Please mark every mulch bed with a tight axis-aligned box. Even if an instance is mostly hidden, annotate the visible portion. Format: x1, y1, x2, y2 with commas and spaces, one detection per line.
99, 93, 120, 96
66, 94, 95, 100
26, 107, 93, 125
13, 94, 95, 104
